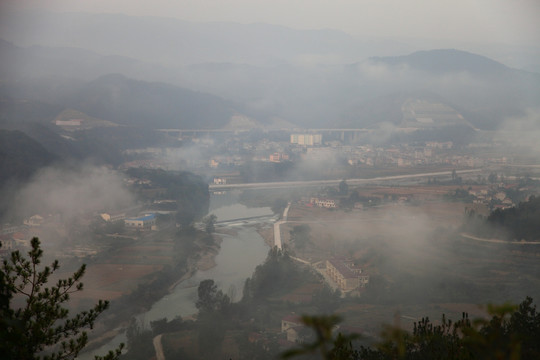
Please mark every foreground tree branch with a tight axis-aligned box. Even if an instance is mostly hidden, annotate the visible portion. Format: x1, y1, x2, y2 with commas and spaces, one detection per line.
0, 237, 123, 360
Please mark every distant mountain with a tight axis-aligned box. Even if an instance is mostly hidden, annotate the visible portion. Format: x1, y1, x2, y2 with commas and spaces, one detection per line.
370, 49, 512, 76
2, 39, 539, 131
0, 38, 174, 84
0, 10, 415, 67
66, 74, 239, 129
0, 96, 165, 166
1, 71, 246, 130
338, 49, 540, 130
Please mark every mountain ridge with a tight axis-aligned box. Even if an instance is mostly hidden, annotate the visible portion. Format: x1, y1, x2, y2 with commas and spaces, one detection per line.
369, 49, 512, 75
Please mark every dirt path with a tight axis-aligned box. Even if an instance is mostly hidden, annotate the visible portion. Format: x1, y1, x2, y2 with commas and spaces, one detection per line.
153, 334, 165, 360
461, 233, 540, 245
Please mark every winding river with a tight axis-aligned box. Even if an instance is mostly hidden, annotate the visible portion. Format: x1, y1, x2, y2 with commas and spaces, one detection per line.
78, 190, 274, 359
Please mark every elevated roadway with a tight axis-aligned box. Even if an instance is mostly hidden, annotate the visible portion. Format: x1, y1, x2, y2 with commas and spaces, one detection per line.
210, 169, 482, 191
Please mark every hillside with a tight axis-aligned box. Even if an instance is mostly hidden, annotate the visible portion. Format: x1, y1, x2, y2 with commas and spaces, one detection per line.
370, 49, 512, 76
1, 73, 245, 130
0, 38, 172, 84
487, 196, 540, 241
0, 129, 58, 187
0, 96, 63, 125
66, 74, 239, 129
2, 36, 539, 131
338, 49, 540, 130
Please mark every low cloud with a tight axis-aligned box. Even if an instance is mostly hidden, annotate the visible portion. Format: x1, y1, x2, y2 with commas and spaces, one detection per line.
12, 164, 135, 221
495, 108, 540, 157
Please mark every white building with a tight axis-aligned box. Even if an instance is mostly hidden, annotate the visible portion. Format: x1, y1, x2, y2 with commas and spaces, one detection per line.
124, 214, 156, 230
326, 258, 369, 291
290, 134, 322, 146
100, 213, 126, 223
310, 197, 337, 208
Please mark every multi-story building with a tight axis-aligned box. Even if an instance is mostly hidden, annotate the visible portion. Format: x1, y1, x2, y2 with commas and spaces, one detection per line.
326, 258, 369, 291
290, 134, 322, 146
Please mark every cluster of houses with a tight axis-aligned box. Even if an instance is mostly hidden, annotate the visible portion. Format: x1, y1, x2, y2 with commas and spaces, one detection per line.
115, 124, 523, 177
0, 210, 157, 256
269, 152, 290, 163
0, 214, 62, 254
0, 224, 29, 253
308, 197, 337, 209
100, 212, 157, 230
466, 184, 531, 210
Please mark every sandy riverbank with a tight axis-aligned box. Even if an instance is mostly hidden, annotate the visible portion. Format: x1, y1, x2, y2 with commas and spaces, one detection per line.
255, 223, 275, 248
167, 234, 223, 291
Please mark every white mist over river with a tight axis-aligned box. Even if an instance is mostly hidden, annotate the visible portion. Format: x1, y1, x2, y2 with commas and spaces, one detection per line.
78, 191, 273, 359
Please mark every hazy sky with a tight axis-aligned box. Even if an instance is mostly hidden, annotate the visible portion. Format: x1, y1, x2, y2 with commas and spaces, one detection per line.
4, 0, 540, 47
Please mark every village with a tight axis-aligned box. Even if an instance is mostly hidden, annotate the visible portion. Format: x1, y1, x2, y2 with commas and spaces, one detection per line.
2, 126, 540, 357
119, 128, 514, 176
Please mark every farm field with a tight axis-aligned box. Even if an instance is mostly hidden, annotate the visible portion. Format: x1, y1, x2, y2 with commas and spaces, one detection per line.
275, 184, 540, 335
64, 240, 176, 309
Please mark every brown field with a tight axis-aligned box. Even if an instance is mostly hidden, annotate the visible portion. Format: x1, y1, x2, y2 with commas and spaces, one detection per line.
56, 240, 177, 309
80, 264, 163, 292
65, 263, 164, 310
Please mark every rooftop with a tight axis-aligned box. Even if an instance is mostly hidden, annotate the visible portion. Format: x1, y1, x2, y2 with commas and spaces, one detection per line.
126, 213, 156, 222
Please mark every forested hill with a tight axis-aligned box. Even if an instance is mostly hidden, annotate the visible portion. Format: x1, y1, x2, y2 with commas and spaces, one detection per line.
370, 49, 512, 76
342, 49, 540, 130
487, 196, 540, 241
0, 129, 58, 219
125, 168, 210, 225
65, 74, 238, 129
0, 129, 57, 187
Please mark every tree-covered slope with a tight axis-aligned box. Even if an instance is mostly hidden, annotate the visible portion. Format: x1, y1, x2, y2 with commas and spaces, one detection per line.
0, 129, 58, 187
66, 74, 239, 129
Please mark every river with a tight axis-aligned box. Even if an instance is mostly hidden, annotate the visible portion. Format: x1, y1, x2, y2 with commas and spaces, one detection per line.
78, 190, 274, 359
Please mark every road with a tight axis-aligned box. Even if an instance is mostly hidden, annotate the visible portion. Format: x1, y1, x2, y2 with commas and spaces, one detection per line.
461, 233, 540, 245
210, 169, 481, 190
273, 202, 291, 249
153, 334, 165, 360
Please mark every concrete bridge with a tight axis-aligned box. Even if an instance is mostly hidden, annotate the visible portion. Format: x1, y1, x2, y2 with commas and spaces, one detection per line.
157, 128, 373, 142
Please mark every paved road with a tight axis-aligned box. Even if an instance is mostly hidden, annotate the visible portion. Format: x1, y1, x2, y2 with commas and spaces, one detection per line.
210, 169, 481, 190
273, 221, 283, 249
273, 202, 291, 249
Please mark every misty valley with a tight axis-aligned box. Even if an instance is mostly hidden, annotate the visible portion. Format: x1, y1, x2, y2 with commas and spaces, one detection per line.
1, 6, 540, 360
